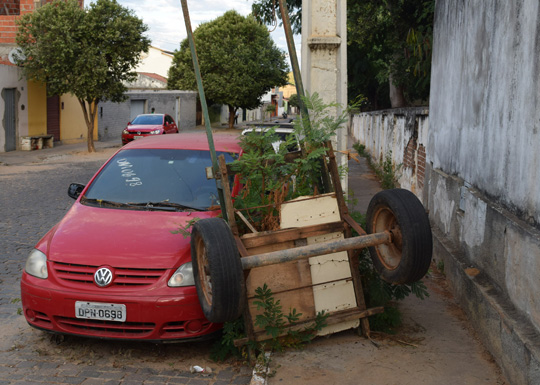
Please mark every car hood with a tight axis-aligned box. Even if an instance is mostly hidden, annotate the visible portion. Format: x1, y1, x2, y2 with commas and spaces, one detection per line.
126, 124, 162, 131
43, 203, 219, 269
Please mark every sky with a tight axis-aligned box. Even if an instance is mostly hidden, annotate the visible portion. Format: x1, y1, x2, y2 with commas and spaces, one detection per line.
114, 0, 301, 65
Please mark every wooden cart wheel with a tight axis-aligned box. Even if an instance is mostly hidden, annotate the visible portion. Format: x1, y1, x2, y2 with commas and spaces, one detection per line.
191, 217, 245, 322
366, 189, 432, 284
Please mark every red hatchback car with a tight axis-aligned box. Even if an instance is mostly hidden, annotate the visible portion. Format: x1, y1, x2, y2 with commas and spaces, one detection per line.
121, 114, 178, 145
21, 133, 242, 342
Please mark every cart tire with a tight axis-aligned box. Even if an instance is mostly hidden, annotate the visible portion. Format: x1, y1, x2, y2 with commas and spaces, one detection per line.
366, 189, 432, 284
191, 218, 245, 323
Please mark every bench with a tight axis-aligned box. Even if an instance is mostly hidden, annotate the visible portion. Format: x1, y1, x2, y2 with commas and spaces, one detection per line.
20, 135, 54, 151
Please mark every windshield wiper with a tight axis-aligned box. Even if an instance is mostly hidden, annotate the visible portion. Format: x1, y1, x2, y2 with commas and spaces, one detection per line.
81, 198, 135, 208
126, 201, 202, 212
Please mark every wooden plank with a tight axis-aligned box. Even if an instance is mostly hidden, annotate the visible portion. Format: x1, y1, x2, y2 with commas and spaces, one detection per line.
240, 221, 344, 249
246, 259, 316, 333
234, 306, 385, 346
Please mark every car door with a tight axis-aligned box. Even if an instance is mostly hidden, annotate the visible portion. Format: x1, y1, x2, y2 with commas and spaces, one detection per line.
165, 115, 178, 133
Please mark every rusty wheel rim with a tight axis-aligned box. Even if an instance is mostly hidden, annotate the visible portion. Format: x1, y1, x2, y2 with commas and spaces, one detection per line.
371, 206, 403, 270
194, 235, 213, 306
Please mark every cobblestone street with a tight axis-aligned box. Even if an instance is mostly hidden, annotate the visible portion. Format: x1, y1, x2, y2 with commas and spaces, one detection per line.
0, 146, 251, 385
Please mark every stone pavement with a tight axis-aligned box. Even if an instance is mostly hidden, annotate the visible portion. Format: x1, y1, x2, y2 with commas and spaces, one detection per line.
0, 138, 252, 385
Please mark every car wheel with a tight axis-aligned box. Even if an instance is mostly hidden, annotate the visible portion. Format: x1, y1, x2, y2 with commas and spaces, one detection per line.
191, 218, 245, 322
366, 189, 432, 284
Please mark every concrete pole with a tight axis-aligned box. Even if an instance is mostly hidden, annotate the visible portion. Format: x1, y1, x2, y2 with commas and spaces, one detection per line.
301, 0, 348, 194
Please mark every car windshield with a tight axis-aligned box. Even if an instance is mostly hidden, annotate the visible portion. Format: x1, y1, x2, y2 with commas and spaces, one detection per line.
82, 149, 238, 211
131, 115, 163, 125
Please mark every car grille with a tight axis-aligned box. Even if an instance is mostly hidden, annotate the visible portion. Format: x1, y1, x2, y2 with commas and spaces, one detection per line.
52, 262, 167, 287
56, 316, 155, 337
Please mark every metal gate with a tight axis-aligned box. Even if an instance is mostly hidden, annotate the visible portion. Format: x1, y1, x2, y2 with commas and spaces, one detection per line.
4, 88, 16, 152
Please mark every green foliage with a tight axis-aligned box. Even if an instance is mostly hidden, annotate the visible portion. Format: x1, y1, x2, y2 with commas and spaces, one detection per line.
347, 0, 435, 108
15, 0, 150, 152
232, 93, 347, 231
211, 284, 328, 362
353, 143, 401, 190
253, 284, 328, 351
210, 317, 245, 362
171, 217, 201, 238
252, 0, 302, 34
168, 11, 289, 128
287, 93, 299, 108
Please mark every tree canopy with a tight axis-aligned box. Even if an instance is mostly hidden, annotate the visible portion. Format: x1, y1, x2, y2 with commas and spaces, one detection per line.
245, 0, 434, 110
16, 0, 150, 152
347, 0, 434, 109
168, 10, 289, 128
252, 0, 302, 34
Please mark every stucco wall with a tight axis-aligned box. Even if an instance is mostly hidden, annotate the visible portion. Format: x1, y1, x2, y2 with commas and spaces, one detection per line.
429, 0, 540, 227
98, 91, 197, 142
349, 108, 429, 199
426, 1, 540, 383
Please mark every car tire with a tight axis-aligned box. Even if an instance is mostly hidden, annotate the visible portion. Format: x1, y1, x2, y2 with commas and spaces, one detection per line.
191, 218, 245, 323
366, 189, 432, 284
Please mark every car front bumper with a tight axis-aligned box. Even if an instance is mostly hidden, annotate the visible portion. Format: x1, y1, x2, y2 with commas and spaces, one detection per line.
20, 275, 221, 341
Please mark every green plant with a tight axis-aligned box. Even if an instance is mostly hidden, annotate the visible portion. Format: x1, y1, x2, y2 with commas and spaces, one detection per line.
232, 92, 348, 231
171, 217, 201, 238
352, 143, 401, 190
211, 284, 328, 363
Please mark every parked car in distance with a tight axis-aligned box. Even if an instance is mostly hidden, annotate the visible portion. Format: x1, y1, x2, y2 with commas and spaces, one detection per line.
241, 126, 300, 153
121, 113, 178, 145
21, 133, 242, 342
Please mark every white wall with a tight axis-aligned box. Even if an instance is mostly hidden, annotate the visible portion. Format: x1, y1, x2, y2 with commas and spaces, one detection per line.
135, 46, 173, 78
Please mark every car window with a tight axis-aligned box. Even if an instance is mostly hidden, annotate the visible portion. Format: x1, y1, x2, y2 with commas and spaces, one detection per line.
131, 115, 163, 125
82, 149, 238, 210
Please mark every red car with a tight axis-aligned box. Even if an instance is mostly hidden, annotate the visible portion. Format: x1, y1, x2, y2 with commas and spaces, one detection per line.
21, 133, 242, 342
121, 113, 178, 145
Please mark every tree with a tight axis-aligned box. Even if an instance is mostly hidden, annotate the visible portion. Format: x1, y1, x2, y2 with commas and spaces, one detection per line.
168, 11, 289, 129
16, 0, 150, 152
347, 0, 434, 109
252, 0, 302, 34
248, 0, 434, 110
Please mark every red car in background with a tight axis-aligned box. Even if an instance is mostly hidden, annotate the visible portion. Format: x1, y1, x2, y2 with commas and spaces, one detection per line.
21, 133, 242, 342
121, 114, 178, 145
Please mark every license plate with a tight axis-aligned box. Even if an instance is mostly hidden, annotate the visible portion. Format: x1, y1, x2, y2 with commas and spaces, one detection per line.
133, 135, 143, 139
75, 301, 126, 322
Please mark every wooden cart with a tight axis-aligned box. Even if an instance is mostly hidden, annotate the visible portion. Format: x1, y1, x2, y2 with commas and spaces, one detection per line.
190, 142, 433, 344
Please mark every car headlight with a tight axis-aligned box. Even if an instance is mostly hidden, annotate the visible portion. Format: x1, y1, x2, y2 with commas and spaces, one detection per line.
25, 249, 48, 279
168, 262, 195, 287
149, 129, 161, 135
122, 129, 129, 135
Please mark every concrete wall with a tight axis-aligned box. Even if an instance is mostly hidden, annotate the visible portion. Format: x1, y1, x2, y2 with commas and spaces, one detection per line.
98, 90, 197, 142
349, 108, 429, 199
59, 94, 96, 144
426, 1, 540, 384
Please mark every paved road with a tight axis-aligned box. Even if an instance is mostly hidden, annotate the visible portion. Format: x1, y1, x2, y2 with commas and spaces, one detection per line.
0, 145, 251, 385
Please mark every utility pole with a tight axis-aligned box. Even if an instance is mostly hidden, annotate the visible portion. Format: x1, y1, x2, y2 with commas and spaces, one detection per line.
301, 0, 348, 193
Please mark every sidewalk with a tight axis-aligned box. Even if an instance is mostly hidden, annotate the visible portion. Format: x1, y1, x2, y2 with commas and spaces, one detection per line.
0, 139, 121, 167
264, 137, 507, 385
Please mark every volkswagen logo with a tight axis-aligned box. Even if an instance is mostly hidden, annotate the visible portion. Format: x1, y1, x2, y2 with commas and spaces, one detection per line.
137, 131, 141, 135
94, 267, 113, 287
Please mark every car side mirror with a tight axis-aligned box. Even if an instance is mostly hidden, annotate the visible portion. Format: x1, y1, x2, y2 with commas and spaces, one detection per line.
68, 183, 85, 199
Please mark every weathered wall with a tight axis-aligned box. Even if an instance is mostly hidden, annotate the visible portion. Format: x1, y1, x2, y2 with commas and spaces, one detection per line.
0, 64, 28, 152
426, 1, 540, 384
98, 91, 197, 142
349, 108, 428, 199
